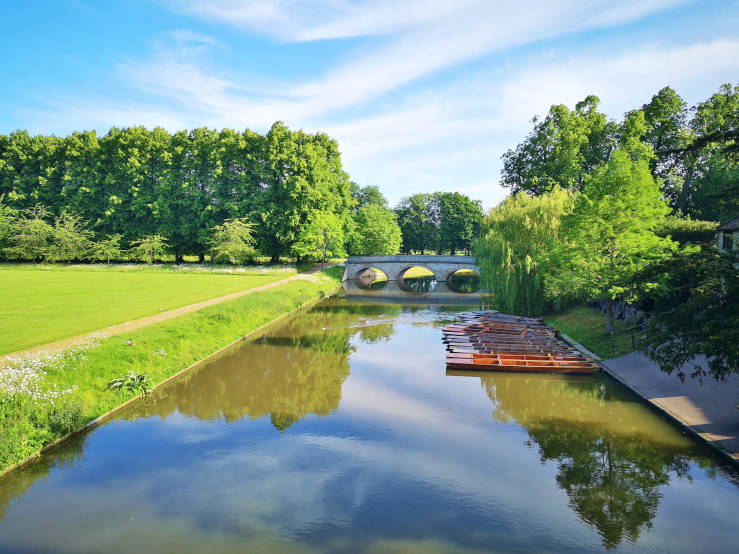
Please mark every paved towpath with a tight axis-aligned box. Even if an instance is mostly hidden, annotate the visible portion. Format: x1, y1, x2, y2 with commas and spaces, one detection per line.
603, 351, 739, 463
2, 265, 335, 361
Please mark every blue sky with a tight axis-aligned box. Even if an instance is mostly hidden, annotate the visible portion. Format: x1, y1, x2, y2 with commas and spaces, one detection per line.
1, 0, 738, 208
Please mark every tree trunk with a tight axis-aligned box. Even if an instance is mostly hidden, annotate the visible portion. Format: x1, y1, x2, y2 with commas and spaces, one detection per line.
678, 168, 694, 214
270, 253, 279, 264
605, 300, 616, 334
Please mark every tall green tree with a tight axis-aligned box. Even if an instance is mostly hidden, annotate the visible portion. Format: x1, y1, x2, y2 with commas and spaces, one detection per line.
475, 187, 573, 315
501, 96, 617, 195
634, 247, 738, 381
434, 192, 483, 255
347, 204, 402, 255
350, 183, 387, 210
394, 193, 439, 254
546, 149, 676, 332
291, 211, 346, 266
257, 123, 352, 262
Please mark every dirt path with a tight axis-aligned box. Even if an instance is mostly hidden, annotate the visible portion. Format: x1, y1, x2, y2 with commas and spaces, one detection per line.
3, 265, 336, 361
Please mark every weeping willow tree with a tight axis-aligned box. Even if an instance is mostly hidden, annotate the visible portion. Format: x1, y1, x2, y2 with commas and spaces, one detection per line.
474, 187, 573, 315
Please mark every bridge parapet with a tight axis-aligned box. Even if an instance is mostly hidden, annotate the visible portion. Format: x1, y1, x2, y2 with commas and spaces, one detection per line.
342, 255, 478, 282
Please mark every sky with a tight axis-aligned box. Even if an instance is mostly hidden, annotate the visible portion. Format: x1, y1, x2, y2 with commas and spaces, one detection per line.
1, 0, 738, 209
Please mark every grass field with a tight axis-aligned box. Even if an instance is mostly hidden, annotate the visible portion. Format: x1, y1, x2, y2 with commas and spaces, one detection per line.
0, 267, 343, 471
544, 305, 644, 359
0, 264, 297, 355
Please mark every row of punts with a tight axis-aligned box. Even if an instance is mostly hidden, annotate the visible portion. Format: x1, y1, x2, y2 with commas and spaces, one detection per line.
443, 311, 600, 374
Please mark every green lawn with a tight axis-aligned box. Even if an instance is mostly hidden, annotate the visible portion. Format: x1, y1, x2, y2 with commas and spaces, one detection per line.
0, 267, 343, 471
0, 264, 296, 355
544, 305, 645, 359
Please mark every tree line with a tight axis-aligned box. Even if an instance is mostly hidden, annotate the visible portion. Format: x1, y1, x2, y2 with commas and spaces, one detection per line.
0, 122, 483, 263
0, 123, 353, 263
476, 83, 737, 380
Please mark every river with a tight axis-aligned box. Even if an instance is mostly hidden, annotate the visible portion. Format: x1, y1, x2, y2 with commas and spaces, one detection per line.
0, 297, 737, 553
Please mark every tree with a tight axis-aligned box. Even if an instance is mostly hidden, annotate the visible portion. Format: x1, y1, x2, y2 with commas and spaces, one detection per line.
636, 247, 738, 381
350, 183, 387, 210
394, 193, 439, 254
347, 204, 402, 255
49, 211, 93, 262
546, 148, 676, 333
475, 187, 573, 315
501, 96, 617, 195
208, 217, 256, 265
129, 234, 168, 264
4, 204, 54, 261
434, 192, 483, 255
90, 233, 123, 264
291, 212, 346, 267
0, 195, 17, 258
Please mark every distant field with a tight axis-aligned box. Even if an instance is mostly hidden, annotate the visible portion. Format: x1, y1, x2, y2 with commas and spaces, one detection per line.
0, 264, 296, 355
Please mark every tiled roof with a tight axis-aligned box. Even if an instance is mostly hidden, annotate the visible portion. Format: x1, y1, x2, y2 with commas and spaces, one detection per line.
717, 215, 739, 231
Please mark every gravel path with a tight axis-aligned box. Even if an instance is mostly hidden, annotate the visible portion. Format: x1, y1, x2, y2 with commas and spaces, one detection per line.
3, 265, 334, 361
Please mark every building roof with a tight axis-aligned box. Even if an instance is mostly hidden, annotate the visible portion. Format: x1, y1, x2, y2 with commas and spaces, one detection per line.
717, 215, 739, 231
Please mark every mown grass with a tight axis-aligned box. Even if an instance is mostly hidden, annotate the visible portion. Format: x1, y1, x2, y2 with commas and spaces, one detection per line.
543, 305, 645, 359
0, 264, 297, 354
0, 267, 343, 471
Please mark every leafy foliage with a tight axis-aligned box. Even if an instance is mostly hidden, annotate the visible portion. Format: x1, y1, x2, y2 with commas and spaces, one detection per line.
291, 211, 346, 263
208, 217, 256, 265
546, 150, 675, 332
475, 186, 573, 315
348, 204, 402, 255
655, 216, 718, 246
501, 96, 617, 195
638, 248, 739, 381
394, 192, 483, 254
108, 371, 154, 395
0, 123, 353, 262
129, 234, 169, 264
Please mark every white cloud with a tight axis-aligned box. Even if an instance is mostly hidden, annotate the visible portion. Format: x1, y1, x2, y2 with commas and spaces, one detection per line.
16, 2, 739, 209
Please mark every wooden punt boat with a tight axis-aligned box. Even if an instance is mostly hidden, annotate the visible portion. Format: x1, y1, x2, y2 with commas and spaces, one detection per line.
442, 310, 599, 374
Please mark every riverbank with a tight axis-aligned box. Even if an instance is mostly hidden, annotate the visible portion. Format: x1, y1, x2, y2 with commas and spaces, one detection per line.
602, 352, 739, 465
547, 306, 738, 466
0, 263, 298, 355
0, 267, 343, 473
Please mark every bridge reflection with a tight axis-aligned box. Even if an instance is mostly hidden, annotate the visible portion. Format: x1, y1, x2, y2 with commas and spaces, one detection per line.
343, 277, 482, 301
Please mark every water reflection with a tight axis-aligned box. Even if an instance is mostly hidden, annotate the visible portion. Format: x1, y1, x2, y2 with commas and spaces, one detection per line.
447, 370, 708, 549
0, 300, 737, 553
355, 268, 388, 290
0, 432, 87, 520
119, 302, 401, 430
447, 270, 481, 293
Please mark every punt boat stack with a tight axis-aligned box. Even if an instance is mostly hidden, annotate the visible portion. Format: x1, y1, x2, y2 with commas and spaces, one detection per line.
443, 311, 600, 374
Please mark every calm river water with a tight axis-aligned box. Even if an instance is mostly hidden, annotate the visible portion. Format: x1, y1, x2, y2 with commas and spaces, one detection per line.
1, 297, 737, 553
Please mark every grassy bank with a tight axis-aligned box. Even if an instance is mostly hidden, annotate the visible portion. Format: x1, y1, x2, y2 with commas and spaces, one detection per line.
0, 264, 296, 354
544, 306, 644, 359
0, 268, 342, 472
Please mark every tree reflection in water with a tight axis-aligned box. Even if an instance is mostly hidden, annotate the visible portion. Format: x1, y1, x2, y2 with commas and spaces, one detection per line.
0, 432, 87, 521
449, 370, 712, 549
122, 301, 401, 430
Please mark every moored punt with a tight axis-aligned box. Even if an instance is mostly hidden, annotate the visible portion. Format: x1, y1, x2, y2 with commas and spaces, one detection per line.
442, 310, 600, 374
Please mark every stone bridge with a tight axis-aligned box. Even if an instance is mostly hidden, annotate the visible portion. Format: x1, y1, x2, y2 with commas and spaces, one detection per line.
342, 255, 479, 282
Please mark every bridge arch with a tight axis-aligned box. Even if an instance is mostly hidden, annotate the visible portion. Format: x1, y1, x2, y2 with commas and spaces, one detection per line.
396, 264, 441, 283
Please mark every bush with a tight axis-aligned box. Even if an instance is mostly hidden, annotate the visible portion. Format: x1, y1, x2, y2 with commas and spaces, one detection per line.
656, 216, 718, 245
